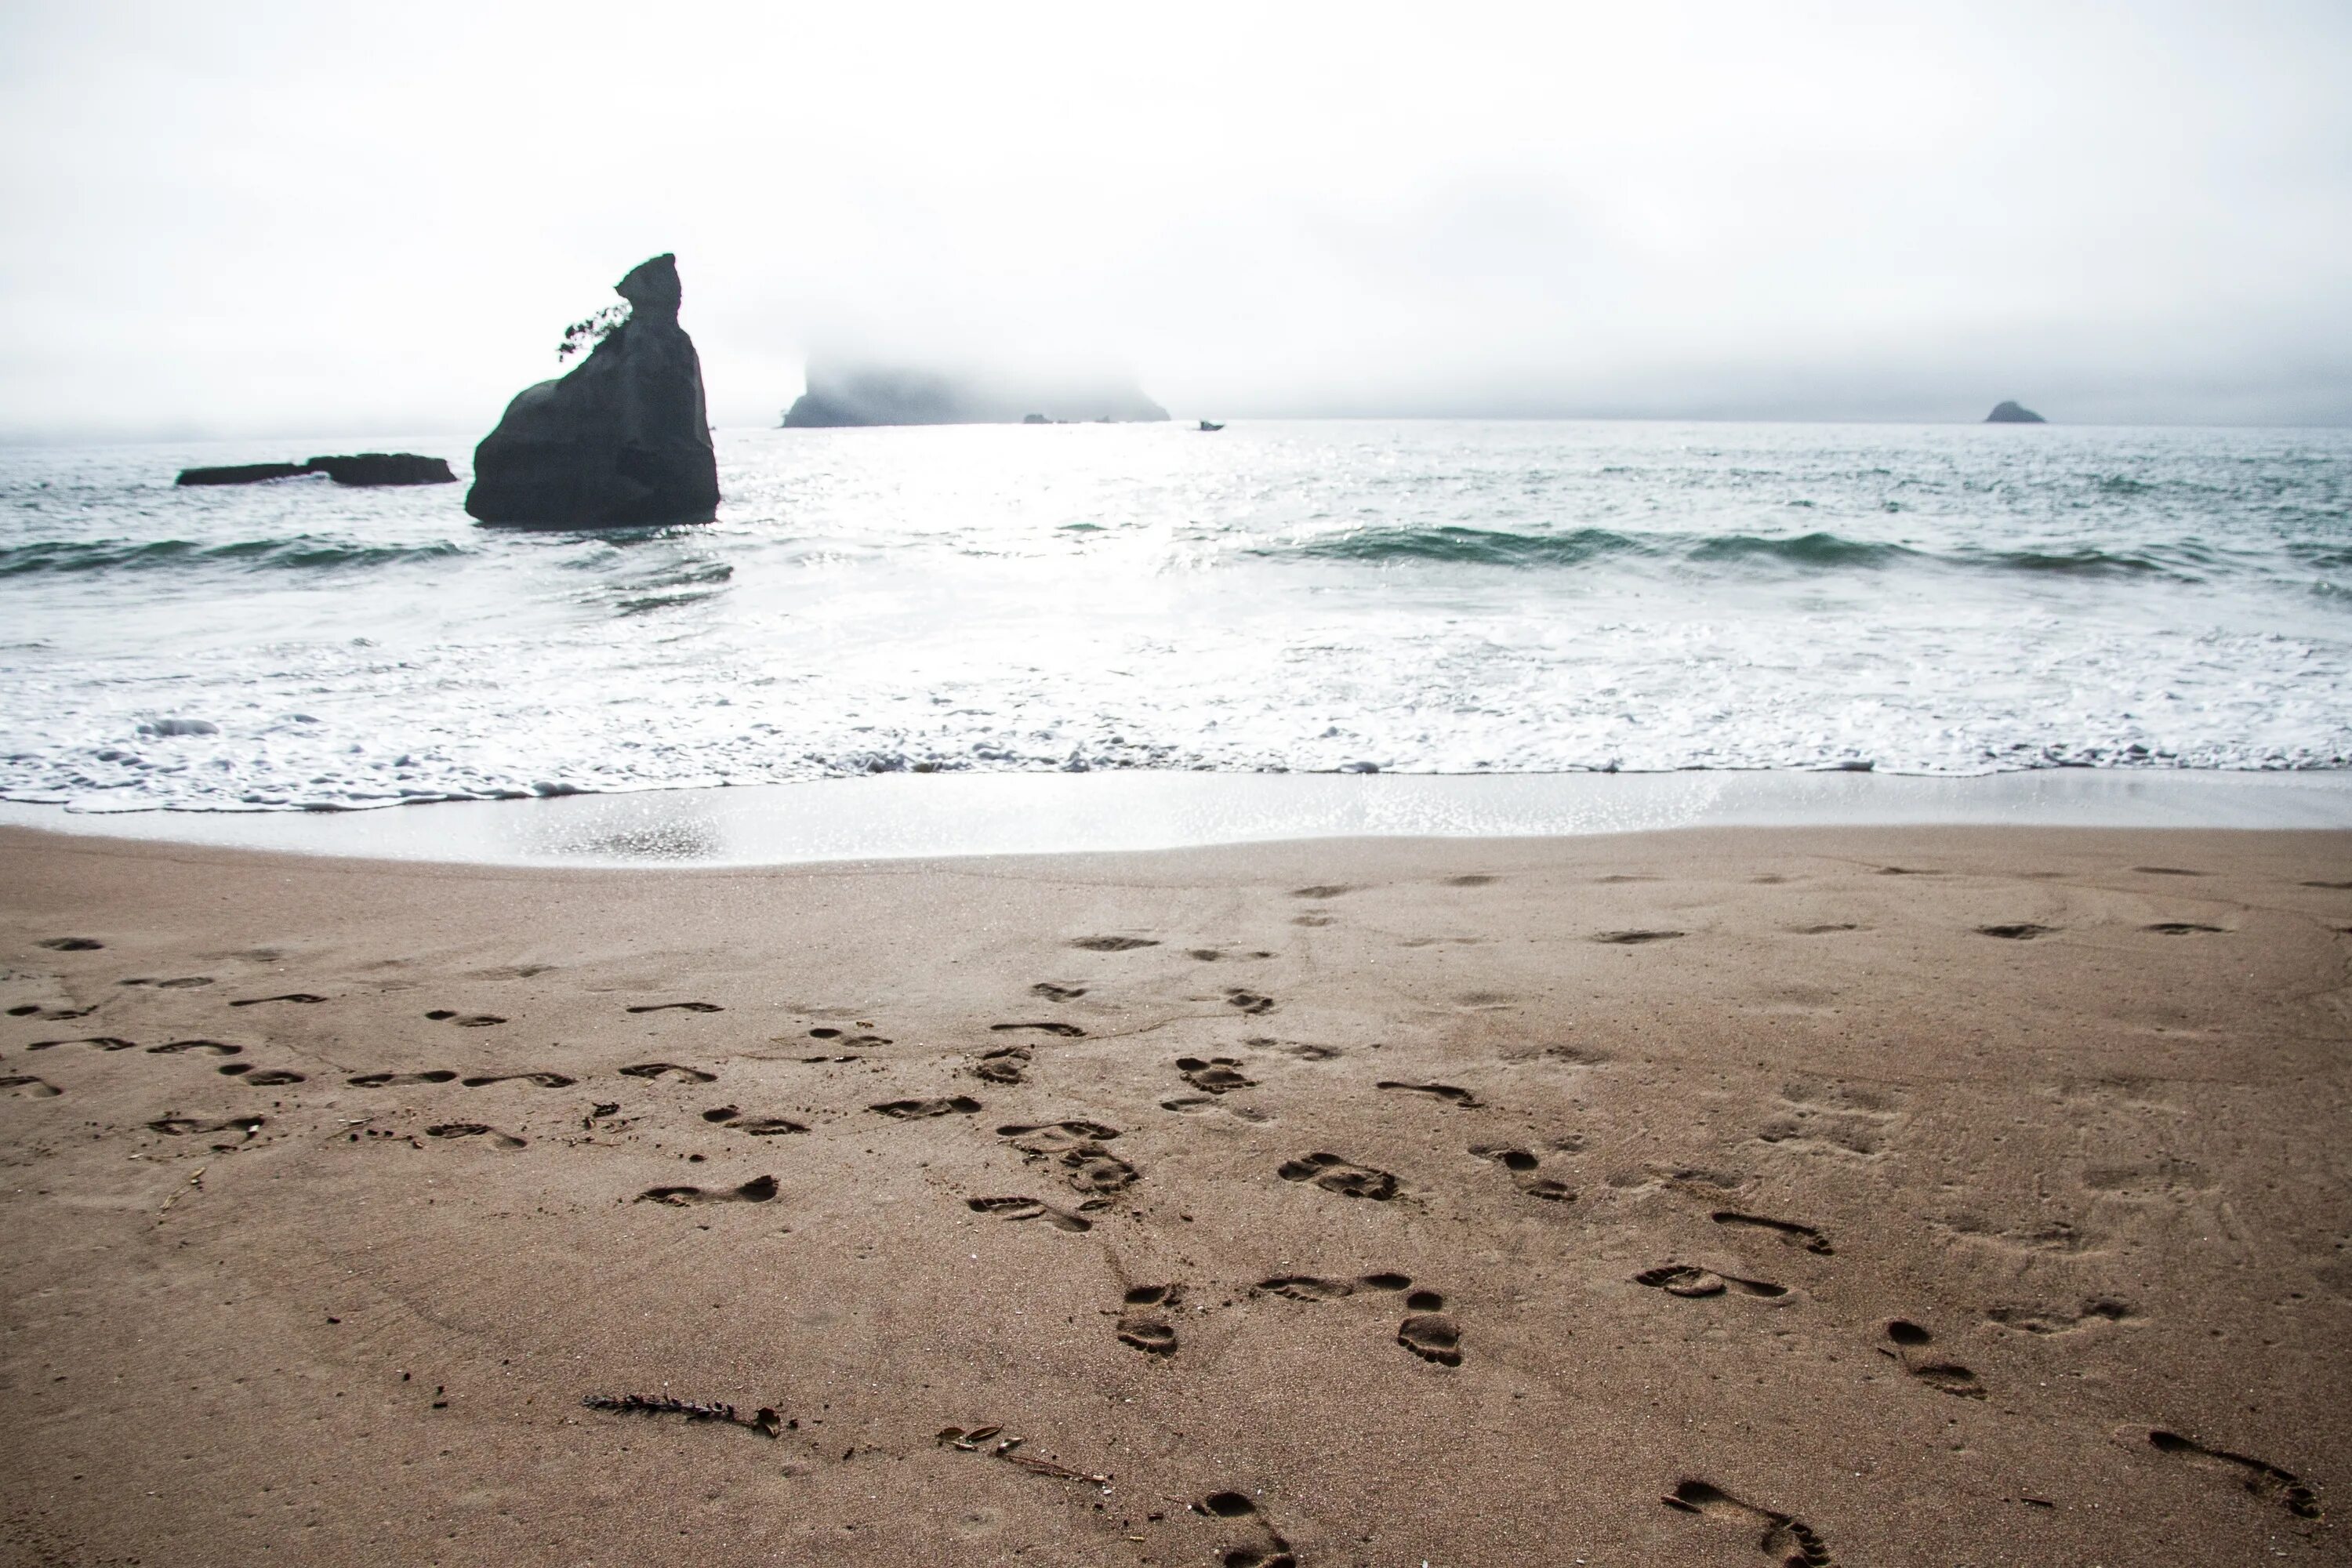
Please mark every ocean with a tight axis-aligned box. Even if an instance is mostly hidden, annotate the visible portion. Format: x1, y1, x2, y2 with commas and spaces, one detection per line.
2, 419, 2347, 815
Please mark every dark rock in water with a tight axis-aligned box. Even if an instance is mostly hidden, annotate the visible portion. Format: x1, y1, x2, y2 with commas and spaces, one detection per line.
782, 361, 1168, 427
466, 254, 720, 528
176, 454, 456, 487
175, 463, 318, 486
1984, 401, 2046, 423
305, 453, 456, 486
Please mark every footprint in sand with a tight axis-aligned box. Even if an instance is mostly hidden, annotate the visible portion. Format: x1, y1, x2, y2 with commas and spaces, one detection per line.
8, 1005, 96, 1020
2135, 866, 2208, 877
349, 1069, 459, 1087
637, 1174, 778, 1206
1661, 1479, 1834, 1566
1176, 1056, 1256, 1094
1253, 1273, 1458, 1365
28, 1036, 140, 1052
991, 1021, 1085, 1038
2143, 922, 2225, 935
1070, 935, 1158, 952
148, 1039, 241, 1056
1278, 1152, 1399, 1200
461, 1071, 577, 1089
1444, 874, 1497, 887
1594, 929, 1686, 946
999, 1122, 1136, 1194
218, 1064, 305, 1086
806, 1025, 892, 1046
1881, 1320, 1984, 1398
1029, 982, 1087, 1002
1469, 1144, 1573, 1201
1161, 1093, 1271, 1123
424, 1010, 506, 1026
1192, 1490, 1297, 1568
2144, 1428, 2321, 1520
35, 937, 103, 952
1378, 1080, 1479, 1108
1986, 1298, 2133, 1335
426, 1123, 527, 1149
1224, 989, 1275, 1015
621, 1062, 718, 1083
967, 1195, 1092, 1232
1976, 924, 2056, 940
120, 976, 214, 989
1634, 1265, 1788, 1299
1713, 1210, 1834, 1255
870, 1096, 982, 1120
625, 1001, 724, 1014
148, 1113, 264, 1138
970, 1046, 1030, 1084
700, 1106, 809, 1135
230, 993, 328, 1007
1116, 1284, 1182, 1356
1, 1075, 62, 1098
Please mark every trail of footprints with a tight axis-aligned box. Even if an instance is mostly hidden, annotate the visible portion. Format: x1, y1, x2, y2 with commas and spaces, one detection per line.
13, 887, 2339, 1557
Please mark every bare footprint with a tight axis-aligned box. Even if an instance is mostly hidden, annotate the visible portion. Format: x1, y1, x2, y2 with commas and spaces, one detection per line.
966, 1195, 1091, 1232
1377, 1080, 1479, 1108
1976, 924, 2056, 940
147, 1039, 241, 1056
625, 1001, 724, 1014
1882, 1320, 1984, 1398
461, 1071, 577, 1089
1, 1075, 63, 1097
1986, 1298, 2132, 1335
1192, 1490, 1297, 1568
1713, 1209, 1834, 1255
1468, 1144, 1573, 1201
2143, 922, 2224, 935
35, 937, 103, 951
148, 1114, 263, 1138
1595, 929, 1685, 945
348, 1069, 459, 1087
2145, 1428, 2321, 1520
424, 1010, 506, 1026
1396, 1304, 1462, 1367
991, 1021, 1086, 1038
218, 1064, 305, 1086
702, 1107, 810, 1135
870, 1096, 982, 1119
1069, 935, 1157, 952
1116, 1285, 1181, 1356
1661, 1479, 1833, 1566
1177, 1056, 1256, 1094
120, 976, 213, 989
620, 1062, 717, 1083
637, 1174, 778, 1205
1224, 989, 1275, 1015
230, 993, 328, 1007
1029, 982, 1087, 1002
1634, 1265, 1788, 1299
970, 1046, 1030, 1084
28, 1036, 139, 1051
1277, 1152, 1399, 1200
426, 1123, 527, 1149
804, 1025, 892, 1046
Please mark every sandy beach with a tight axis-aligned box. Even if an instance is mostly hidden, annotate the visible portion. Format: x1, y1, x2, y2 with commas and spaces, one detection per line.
2, 821, 2347, 1566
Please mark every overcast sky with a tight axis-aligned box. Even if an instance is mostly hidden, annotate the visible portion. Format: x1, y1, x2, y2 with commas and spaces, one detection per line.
2, 1, 2347, 439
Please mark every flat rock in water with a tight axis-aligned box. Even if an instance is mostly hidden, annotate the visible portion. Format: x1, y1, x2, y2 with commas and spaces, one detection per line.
175, 454, 456, 487
174, 463, 317, 486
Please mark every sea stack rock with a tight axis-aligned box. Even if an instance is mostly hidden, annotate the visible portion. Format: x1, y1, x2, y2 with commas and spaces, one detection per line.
465, 254, 720, 527
1984, 401, 2046, 423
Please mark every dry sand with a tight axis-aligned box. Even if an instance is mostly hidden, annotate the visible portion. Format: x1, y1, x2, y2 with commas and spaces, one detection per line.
2, 822, 2348, 1566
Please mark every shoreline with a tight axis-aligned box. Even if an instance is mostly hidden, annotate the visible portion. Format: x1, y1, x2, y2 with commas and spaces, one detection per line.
2, 820, 2346, 1564
5, 766, 2350, 867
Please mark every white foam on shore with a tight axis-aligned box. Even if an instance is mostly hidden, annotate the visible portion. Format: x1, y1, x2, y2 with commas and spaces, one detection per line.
2, 769, 2346, 868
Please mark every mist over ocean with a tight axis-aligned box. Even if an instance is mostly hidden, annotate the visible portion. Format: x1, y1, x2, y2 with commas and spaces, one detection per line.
1, 419, 2347, 814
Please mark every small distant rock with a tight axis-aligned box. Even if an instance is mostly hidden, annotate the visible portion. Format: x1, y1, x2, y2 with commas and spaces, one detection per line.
1984, 401, 2046, 423
174, 453, 456, 487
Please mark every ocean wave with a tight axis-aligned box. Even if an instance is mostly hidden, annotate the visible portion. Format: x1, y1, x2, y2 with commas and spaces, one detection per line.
1276, 525, 2203, 579
0, 535, 466, 577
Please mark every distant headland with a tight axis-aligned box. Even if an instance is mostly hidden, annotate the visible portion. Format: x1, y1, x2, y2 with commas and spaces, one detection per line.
782, 361, 1169, 427
1984, 401, 2046, 423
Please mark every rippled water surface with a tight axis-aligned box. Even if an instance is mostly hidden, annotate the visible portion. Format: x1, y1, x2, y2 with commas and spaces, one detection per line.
2, 419, 2347, 811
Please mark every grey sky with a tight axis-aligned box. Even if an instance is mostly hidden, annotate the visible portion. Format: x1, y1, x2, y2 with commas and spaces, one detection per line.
2, 1, 2347, 438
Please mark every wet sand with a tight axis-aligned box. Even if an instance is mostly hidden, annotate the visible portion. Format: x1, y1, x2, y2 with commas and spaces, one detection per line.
2, 822, 2347, 1565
